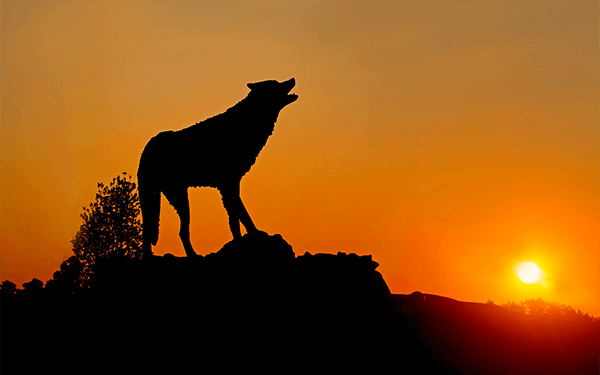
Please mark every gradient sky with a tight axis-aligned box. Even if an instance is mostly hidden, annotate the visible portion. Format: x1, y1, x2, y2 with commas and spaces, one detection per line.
2, 1, 599, 315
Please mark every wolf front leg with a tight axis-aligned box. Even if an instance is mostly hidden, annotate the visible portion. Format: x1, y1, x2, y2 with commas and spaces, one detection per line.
237, 197, 259, 235
220, 183, 259, 240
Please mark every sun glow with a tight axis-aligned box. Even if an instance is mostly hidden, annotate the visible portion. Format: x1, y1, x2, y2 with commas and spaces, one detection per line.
515, 261, 543, 284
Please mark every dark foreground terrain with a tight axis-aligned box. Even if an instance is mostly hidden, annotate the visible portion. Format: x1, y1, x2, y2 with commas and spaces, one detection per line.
3, 233, 599, 374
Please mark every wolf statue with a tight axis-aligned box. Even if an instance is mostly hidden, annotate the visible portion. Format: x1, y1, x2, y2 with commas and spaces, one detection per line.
137, 78, 298, 256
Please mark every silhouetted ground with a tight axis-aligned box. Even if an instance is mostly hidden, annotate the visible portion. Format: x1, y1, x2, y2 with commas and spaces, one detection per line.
3, 233, 599, 374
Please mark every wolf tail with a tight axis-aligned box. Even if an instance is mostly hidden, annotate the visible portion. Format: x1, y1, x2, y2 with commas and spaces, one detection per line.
139, 182, 161, 255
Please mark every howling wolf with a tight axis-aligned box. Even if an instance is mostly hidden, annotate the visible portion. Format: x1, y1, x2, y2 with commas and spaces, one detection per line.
137, 78, 298, 256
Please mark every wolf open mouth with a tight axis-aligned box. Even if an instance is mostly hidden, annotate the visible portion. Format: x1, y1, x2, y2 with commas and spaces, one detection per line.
283, 78, 298, 103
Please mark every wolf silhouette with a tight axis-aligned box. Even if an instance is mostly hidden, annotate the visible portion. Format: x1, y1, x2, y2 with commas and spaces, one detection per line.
137, 78, 298, 256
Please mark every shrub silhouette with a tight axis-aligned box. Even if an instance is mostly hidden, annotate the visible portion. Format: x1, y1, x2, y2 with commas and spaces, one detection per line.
138, 78, 298, 256
71, 173, 144, 287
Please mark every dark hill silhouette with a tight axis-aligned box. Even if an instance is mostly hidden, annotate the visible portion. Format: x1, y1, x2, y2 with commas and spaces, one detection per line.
3, 233, 599, 374
388, 293, 600, 374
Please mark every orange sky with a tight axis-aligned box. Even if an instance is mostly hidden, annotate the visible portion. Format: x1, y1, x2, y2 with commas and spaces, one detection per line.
2, 1, 599, 316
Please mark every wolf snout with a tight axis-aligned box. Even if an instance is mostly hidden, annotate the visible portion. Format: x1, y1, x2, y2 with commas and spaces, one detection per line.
283, 78, 296, 92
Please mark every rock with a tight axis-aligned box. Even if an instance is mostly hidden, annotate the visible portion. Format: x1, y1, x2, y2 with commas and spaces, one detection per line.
207, 231, 295, 265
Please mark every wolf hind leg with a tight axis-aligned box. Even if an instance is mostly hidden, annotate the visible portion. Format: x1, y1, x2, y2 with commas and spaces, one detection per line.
139, 186, 161, 257
163, 187, 197, 257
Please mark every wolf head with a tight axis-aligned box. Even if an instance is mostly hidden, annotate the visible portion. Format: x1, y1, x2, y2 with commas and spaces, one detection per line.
246, 78, 298, 113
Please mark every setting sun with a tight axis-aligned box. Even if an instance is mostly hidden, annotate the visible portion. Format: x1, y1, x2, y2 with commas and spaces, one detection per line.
515, 261, 542, 284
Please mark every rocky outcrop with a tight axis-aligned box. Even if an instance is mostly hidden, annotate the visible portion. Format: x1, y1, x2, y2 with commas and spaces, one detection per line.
68, 233, 455, 373
92, 232, 389, 300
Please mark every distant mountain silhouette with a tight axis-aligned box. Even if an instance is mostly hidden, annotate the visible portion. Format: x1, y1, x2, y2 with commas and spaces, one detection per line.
3, 233, 598, 374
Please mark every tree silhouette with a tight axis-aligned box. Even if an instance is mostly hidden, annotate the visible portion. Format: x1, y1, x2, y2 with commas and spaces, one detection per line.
501, 298, 594, 321
71, 173, 146, 288
1, 280, 18, 298
45, 255, 83, 296
21, 278, 45, 298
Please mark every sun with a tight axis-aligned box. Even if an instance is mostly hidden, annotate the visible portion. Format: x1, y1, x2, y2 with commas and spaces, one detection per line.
515, 261, 542, 284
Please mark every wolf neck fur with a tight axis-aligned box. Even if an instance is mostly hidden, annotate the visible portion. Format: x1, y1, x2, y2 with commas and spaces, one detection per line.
189, 95, 279, 134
